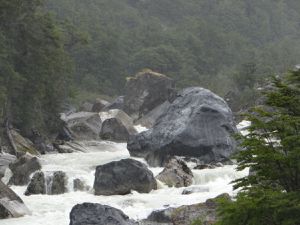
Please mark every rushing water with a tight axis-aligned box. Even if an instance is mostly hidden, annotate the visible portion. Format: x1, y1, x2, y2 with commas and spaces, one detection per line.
1, 125, 249, 225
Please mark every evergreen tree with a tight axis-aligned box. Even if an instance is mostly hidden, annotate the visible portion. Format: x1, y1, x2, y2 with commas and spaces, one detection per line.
217, 70, 300, 225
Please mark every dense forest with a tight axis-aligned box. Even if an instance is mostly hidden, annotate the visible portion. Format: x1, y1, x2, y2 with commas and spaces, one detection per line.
1, 0, 300, 133
46, 0, 300, 102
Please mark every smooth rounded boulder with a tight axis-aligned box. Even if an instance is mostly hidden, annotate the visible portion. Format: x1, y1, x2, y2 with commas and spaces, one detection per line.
128, 87, 237, 167
93, 158, 157, 195
69, 203, 136, 225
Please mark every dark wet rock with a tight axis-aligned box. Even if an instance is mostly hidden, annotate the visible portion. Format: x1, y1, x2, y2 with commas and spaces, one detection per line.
30, 129, 54, 154
128, 87, 237, 167
25, 171, 67, 195
0, 180, 30, 218
25, 171, 45, 195
73, 178, 89, 192
124, 70, 176, 120
103, 96, 124, 111
100, 109, 137, 142
51, 171, 68, 195
92, 98, 110, 112
156, 158, 193, 188
0, 153, 16, 179
8, 154, 41, 186
69, 203, 136, 225
94, 158, 157, 196
193, 162, 224, 170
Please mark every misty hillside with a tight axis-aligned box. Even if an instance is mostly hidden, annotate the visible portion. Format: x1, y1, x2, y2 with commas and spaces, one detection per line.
46, 0, 300, 98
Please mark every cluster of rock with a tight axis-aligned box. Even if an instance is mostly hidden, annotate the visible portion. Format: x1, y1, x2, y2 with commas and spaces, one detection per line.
69, 194, 230, 225
0, 69, 240, 223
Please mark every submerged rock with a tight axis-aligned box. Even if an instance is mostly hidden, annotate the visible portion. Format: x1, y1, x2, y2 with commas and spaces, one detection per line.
156, 158, 193, 188
25, 171, 45, 195
128, 87, 237, 167
0, 180, 30, 219
69, 203, 136, 225
124, 70, 176, 120
8, 154, 41, 186
25, 171, 67, 195
51, 171, 68, 195
93, 158, 157, 195
73, 178, 89, 192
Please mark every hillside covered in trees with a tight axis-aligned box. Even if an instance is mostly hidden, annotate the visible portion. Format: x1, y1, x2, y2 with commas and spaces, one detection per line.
46, 0, 300, 103
2, 0, 300, 135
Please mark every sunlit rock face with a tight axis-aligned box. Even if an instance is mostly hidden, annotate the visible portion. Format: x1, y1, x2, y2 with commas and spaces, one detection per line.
128, 87, 237, 167
124, 70, 176, 121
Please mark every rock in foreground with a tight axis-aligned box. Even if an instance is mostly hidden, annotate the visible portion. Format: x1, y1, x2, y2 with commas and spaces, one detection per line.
128, 87, 237, 167
0, 180, 30, 219
140, 194, 230, 225
69, 203, 136, 225
93, 158, 157, 195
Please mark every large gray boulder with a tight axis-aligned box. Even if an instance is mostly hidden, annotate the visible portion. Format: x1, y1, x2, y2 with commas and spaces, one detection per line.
8, 154, 41, 186
69, 203, 136, 225
0, 153, 16, 179
93, 158, 157, 196
128, 87, 237, 167
100, 109, 137, 142
0, 180, 30, 219
135, 101, 170, 128
156, 157, 193, 188
124, 70, 175, 120
61, 112, 102, 140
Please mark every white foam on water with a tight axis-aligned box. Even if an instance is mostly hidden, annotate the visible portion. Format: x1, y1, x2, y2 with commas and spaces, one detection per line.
1, 140, 248, 225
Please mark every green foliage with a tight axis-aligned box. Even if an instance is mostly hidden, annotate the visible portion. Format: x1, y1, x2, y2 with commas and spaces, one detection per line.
45, 0, 300, 108
0, 0, 73, 135
217, 70, 300, 225
190, 218, 203, 225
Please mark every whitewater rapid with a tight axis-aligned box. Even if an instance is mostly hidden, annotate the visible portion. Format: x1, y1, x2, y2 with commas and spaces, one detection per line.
1, 128, 248, 225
